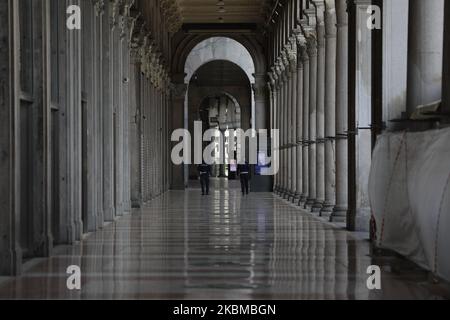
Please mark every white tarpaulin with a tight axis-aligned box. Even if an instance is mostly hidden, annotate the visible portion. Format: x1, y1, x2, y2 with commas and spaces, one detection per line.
369, 127, 450, 282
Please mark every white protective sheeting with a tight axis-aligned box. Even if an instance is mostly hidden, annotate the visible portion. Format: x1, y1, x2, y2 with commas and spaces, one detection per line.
369, 127, 450, 282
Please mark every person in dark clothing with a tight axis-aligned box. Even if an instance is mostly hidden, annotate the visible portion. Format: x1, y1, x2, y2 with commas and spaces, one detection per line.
198, 162, 211, 195
237, 162, 250, 195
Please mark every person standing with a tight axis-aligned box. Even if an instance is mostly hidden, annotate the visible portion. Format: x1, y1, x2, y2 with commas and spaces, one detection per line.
238, 161, 250, 195
198, 162, 211, 195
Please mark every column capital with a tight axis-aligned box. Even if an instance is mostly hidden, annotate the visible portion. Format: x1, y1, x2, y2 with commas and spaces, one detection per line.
324, 1, 337, 38
109, 0, 121, 28
314, 1, 327, 49
93, 0, 105, 17
160, 0, 183, 33
268, 71, 277, 90
300, 16, 318, 58
335, 0, 349, 27
286, 39, 298, 72
252, 82, 267, 101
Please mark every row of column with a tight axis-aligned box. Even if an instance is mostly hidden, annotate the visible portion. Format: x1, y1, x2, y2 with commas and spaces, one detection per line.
270, 0, 347, 222
0, 0, 172, 275
270, 0, 449, 231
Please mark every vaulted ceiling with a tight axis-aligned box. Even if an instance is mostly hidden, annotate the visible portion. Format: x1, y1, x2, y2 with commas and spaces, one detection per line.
178, 0, 273, 25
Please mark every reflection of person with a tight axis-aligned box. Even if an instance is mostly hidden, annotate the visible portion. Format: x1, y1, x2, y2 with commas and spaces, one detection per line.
237, 161, 250, 195
198, 162, 211, 195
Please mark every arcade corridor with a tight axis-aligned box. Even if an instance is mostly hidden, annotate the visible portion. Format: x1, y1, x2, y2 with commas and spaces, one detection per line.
1, 181, 448, 299
1, 0, 450, 300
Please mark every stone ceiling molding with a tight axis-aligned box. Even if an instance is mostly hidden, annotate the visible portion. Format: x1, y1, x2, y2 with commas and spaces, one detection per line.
160, 0, 183, 34
177, 0, 271, 24
109, 0, 122, 27
125, 2, 172, 91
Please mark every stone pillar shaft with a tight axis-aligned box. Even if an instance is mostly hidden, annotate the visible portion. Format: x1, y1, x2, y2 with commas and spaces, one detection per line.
290, 67, 298, 199
407, 0, 445, 115
170, 80, 187, 190
286, 71, 293, 197
332, 0, 349, 222
283, 75, 289, 194
0, 0, 21, 275
322, 4, 337, 215
296, 55, 304, 203
301, 51, 310, 206
306, 43, 318, 209
443, 0, 450, 117
315, 4, 326, 212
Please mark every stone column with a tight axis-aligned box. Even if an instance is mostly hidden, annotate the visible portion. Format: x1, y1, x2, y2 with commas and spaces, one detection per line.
254, 74, 267, 130
443, 0, 450, 118
275, 69, 282, 193
295, 30, 306, 205
268, 75, 275, 190
279, 61, 287, 196
331, 0, 349, 222
300, 40, 310, 208
284, 49, 293, 199
94, 1, 105, 227
304, 9, 318, 211
82, 1, 98, 232
314, 0, 326, 212
288, 38, 298, 201
129, 48, 142, 208
121, 22, 131, 214
382, 0, 409, 128
73, 0, 83, 240
347, 0, 373, 231
284, 69, 290, 197
0, 0, 21, 275
271, 70, 279, 192
102, 1, 116, 221
407, 0, 445, 115
279, 59, 286, 196
286, 64, 293, 198
170, 76, 187, 190
322, 0, 337, 216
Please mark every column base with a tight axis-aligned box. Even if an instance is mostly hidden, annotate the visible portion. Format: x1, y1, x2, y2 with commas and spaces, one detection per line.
320, 203, 334, 217
298, 194, 308, 207
131, 200, 142, 209
312, 200, 324, 213
330, 206, 348, 223
104, 206, 116, 222
96, 210, 104, 228
0, 248, 22, 276
305, 198, 316, 211
292, 192, 300, 203
123, 201, 132, 215
285, 190, 293, 200
115, 203, 124, 217
74, 218, 83, 241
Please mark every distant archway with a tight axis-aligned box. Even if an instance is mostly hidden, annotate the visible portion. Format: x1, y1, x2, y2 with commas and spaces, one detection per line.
185, 37, 256, 84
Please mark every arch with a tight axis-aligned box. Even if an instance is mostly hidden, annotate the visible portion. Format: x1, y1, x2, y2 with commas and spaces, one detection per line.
185, 37, 255, 83
171, 33, 266, 79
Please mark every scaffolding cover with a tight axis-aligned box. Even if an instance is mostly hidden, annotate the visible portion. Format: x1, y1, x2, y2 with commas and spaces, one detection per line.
369, 127, 450, 282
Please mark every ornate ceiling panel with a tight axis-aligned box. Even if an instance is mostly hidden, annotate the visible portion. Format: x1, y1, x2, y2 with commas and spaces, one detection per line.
178, 0, 272, 25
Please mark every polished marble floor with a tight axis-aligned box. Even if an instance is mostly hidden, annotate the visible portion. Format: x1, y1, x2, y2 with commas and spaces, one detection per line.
0, 179, 449, 300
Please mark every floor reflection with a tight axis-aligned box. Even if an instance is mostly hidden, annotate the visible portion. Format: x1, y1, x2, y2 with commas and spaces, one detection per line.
0, 179, 449, 299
